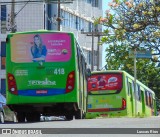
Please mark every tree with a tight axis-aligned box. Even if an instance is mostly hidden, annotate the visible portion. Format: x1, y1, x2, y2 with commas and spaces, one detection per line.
95, 0, 160, 99
96, 0, 160, 61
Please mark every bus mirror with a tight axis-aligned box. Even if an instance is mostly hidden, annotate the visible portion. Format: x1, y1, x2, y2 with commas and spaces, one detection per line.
86, 68, 91, 77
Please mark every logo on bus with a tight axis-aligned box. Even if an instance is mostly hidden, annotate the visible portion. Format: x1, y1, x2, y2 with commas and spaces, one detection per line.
28, 78, 56, 86
106, 77, 118, 87
108, 77, 117, 83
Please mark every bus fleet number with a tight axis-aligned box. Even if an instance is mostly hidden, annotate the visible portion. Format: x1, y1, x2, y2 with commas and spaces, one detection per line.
46, 68, 65, 75
54, 68, 65, 75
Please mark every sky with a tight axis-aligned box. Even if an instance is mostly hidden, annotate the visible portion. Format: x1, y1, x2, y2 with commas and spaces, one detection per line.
102, 0, 111, 68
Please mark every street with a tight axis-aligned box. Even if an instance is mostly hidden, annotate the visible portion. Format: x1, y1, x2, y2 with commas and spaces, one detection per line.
0, 116, 159, 137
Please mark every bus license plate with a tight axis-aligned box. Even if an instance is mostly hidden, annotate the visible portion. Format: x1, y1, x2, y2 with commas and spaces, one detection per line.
36, 90, 48, 94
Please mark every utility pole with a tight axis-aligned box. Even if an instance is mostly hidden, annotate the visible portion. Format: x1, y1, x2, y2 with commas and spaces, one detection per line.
45, 0, 73, 31
11, 0, 16, 32
91, 29, 94, 71
134, 47, 137, 116
57, 0, 61, 31
97, 35, 100, 70
56, 0, 74, 31
81, 30, 104, 71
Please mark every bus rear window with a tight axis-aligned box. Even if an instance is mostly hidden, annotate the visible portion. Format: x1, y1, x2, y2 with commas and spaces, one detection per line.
87, 73, 122, 94
10, 33, 71, 63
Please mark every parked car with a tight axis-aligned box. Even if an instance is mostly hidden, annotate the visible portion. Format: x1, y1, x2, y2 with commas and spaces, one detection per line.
0, 93, 17, 123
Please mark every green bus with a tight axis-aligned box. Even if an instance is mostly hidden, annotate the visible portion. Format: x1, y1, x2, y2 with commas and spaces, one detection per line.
6, 30, 89, 122
86, 70, 157, 118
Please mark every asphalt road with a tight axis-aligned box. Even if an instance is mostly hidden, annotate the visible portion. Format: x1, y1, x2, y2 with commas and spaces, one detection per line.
0, 116, 159, 137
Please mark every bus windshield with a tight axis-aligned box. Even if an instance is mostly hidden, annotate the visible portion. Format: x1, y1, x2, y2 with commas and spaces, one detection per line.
10, 33, 71, 63
87, 73, 123, 94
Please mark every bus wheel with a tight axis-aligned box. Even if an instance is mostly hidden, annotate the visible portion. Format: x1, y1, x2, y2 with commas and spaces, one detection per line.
75, 109, 84, 119
17, 112, 25, 123
26, 112, 40, 122
0, 112, 5, 123
65, 114, 73, 121
13, 114, 17, 122
34, 113, 40, 122
26, 113, 34, 122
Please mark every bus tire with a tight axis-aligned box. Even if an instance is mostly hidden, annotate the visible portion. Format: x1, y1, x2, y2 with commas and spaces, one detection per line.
0, 112, 5, 123
26, 112, 40, 122
65, 114, 73, 121
34, 113, 40, 122
75, 109, 84, 119
17, 112, 25, 123
26, 113, 34, 122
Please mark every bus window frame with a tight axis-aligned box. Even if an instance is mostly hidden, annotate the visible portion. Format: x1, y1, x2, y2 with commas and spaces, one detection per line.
149, 93, 152, 108
145, 90, 149, 106
127, 77, 134, 98
76, 42, 81, 72
126, 77, 130, 96
137, 84, 141, 102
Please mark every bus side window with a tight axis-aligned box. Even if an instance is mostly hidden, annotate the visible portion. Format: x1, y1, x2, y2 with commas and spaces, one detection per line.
128, 80, 134, 99
79, 54, 83, 74
76, 45, 81, 72
82, 56, 88, 92
83, 58, 87, 79
137, 84, 141, 101
151, 95, 154, 109
79, 54, 82, 72
145, 90, 149, 106
81, 56, 85, 76
149, 93, 152, 108
127, 78, 133, 97
127, 77, 130, 96
130, 82, 133, 97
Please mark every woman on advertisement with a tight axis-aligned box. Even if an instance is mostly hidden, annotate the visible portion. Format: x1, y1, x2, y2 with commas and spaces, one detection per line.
31, 34, 47, 62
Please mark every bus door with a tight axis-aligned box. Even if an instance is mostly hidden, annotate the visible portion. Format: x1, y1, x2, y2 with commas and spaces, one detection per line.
127, 80, 134, 116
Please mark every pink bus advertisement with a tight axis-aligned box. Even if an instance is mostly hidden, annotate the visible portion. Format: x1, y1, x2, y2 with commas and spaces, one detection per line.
10, 33, 71, 63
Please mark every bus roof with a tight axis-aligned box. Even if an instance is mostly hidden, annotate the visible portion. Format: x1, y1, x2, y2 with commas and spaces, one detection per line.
7, 30, 74, 35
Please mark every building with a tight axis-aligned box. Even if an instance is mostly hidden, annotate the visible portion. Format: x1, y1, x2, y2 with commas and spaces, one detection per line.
0, 0, 103, 95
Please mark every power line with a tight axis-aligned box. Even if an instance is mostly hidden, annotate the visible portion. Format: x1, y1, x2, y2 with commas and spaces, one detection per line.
0, 0, 40, 4
15, 0, 31, 17
81, 30, 105, 71
0, 0, 74, 4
